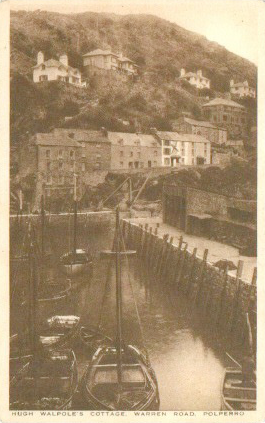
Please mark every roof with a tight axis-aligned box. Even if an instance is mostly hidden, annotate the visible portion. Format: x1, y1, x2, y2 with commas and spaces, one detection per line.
33, 59, 80, 74
107, 132, 160, 147
119, 56, 134, 63
202, 98, 245, 109
83, 49, 118, 58
179, 117, 227, 131
34, 133, 81, 148
180, 72, 209, 80
156, 131, 210, 143
232, 81, 254, 88
52, 129, 110, 144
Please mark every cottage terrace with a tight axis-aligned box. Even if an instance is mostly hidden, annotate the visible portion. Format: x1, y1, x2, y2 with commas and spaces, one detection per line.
33, 51, 86, 86
108, 132, 161, 170
153, 131, 211, 166
172, 116, 227, 145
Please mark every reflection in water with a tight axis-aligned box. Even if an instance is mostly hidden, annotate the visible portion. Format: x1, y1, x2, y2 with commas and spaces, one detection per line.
11, 222, 228, 410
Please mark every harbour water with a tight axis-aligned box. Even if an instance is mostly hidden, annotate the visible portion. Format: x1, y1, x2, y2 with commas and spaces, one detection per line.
10, 220, 235, 410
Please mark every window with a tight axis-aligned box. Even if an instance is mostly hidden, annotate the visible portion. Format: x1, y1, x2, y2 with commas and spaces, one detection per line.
58, 161, 63, 170
130, 151, 133, 157
181, 148, 185, 156
164, 148, 171, 155
154, 150, 158, 157
82, 150, 86, 158
58, 149, 63, 158
223, 115, 228, 122
137, 151, 141, 159
82, 162, 86, 172
46, 150, 50, 158
39, 75, 48, 81
120, 151, 124, 157
58, 175, 64, 185
129, 162, 133, 169
164, 140, 170, 146
69, 150, 75, 159
47, 161, 51, 170
70, 161, 75, 171
46, 175, 52, 185
120, 162, 123, 168
41, 65, 45, 70
148, 161, 152, 168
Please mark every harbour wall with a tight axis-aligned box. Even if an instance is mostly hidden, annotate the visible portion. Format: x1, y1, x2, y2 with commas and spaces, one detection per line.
121, 219, 257, 350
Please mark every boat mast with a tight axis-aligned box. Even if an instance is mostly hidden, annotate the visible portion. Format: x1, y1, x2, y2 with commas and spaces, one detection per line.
73, 174, 77, 256
115, 207, 123, 386
41, 194, 45, 261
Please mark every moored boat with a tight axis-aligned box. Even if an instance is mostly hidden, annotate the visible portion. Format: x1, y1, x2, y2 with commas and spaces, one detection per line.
221, 367, 256, 410
60, 249, 93, 277
81, 207, 160, 410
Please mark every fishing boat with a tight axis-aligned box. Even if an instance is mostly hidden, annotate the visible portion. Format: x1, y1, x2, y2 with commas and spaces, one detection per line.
81, 208, 160, 410
221, 367, 256, 410
10, 242, 78, 410
78, 326, 113, 352
60, 175, 93, 277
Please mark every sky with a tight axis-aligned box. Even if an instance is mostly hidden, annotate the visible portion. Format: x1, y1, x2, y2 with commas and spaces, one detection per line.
10, 0, 260, 65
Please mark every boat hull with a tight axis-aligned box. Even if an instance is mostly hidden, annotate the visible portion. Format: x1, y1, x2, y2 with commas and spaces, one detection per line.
221, 368, 256, 411
81, 345, 160, 410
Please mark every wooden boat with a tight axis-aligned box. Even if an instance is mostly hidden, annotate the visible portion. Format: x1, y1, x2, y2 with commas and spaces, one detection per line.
10, 242, 78, 410
60, 249, 93, 277
10, 349, 78, 410
81, 208, 160, 410
78, 326, 112, 352
60, 176, 93, 277
221, 367, 256, 410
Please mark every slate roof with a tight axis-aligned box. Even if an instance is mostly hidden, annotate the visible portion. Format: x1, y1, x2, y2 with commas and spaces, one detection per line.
33, 59, 80, 74
157, 131, 210, 143
52, 129, 110, 143
108, 132, 160, 147
202, 98, 245, 109
34, 133, 81, 148
83, 49, 118, 57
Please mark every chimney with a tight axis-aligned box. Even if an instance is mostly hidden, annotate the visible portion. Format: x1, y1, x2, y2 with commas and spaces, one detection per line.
197, 70, 202, 77
230, 79, 234, 87
59, 54, 68, 67
180, 68, 185, 77
101, 127, 108, 137
37, 51, 44, 65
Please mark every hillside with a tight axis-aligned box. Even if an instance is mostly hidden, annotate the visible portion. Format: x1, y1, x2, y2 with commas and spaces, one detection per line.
11, 10, 257, 146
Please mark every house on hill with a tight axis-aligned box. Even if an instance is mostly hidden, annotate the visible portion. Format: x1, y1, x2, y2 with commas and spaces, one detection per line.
33, 51, 86, 86
230, 80, 256, 98
178, 68, 210, 89
172, 115, 227, 145
83, 49, 138, 77
202, 98, 247, 139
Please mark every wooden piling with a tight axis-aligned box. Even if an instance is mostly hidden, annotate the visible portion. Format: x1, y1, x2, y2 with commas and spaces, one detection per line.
217, 265, 229, 328
185, 248, 197, 296
170, 237, 183, 286
195, 249, 209, 305
230, 260, 244, 335
175, 243, 188, 289
157, 234, 169, 278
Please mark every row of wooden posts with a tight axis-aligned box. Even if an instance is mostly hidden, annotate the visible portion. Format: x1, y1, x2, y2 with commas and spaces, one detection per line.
121, 219, 257, 347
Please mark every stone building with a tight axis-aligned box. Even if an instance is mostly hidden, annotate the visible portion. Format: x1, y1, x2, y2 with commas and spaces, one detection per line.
179, 69, 210, 89
83, 49, 138, 76
172, 116, 227, 145
202, 98, 248, 139
152, 130, 211, 166
162, 183, 256, 253
230, 80, 256, 98
33, 51, 86, 86
107, 132, 161, 170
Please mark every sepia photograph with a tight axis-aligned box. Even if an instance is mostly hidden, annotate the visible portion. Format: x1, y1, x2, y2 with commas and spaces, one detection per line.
1, 0, 264, 420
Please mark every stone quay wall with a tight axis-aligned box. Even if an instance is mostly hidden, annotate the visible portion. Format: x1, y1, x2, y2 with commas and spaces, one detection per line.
121, 219, 257, 350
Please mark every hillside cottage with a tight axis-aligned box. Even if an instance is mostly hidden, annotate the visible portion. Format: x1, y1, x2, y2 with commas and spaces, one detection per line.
179, 69, 210, 89
152, 130, 211, 166
33, 51, 86, 86
230, 80, 256, 98
172, 116, 227, 145
202, 98, 247, 139
83, 49, 138, 76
